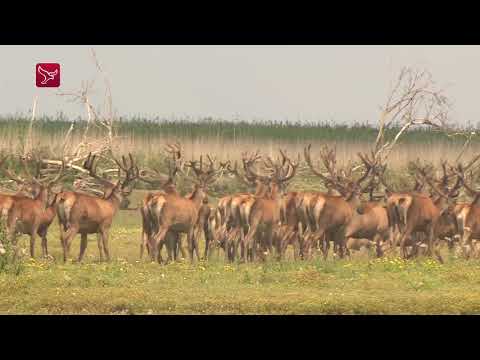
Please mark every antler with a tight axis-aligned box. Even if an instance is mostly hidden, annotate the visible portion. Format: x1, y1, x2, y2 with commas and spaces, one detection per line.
82, 153, 118, 189
185, 154, 227, 187
304, 144, 344, 191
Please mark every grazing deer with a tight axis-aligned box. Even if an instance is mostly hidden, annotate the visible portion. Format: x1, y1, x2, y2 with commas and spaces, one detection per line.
147, 155, 225, 263
2, 155, 65, 258
56, 152, 139, 262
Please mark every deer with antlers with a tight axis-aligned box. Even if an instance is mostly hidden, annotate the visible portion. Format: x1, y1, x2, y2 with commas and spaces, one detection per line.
146, 154, 225, 263
1, 154, 66, 258
411, 159, 475, 254
239, 150, 298, 262
215, 151, 273, 262
56, 152, 139, 262
0, 156, 35, 221
380, 164, 447, 262
439, 159, 480, 258
138, 143, 189, 261
303, 144, 380, 259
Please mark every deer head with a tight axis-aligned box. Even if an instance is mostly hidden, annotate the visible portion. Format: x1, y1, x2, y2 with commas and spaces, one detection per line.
138, 142, 185, 193
304, 144, 377, 204
244, 149, 299, 197
82, 152, 139, 205
184, 154, 227, 193
1, 153, 66, 208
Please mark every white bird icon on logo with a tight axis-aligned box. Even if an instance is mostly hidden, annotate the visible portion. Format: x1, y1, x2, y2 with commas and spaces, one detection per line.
37, 65, 58, 85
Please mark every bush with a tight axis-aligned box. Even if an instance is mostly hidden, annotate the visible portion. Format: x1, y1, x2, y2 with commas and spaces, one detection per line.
0, 219, 24, 276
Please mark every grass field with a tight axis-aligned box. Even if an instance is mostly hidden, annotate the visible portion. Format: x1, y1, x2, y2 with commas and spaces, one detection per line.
1, 189, 480, 315
2, 117, 480, 314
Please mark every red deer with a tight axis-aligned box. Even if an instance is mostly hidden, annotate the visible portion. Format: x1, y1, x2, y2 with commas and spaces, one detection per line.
138, 143, 187, 261
0, 155, 34, 220
447, 162, 480, 258
379, 158, 469, 263
303, 144, 378, 260
56, 152, 139, 262
240, 151, 298, 262
2, 155, 65, 258
216, 152, 269, 262
147, 155, 225, 263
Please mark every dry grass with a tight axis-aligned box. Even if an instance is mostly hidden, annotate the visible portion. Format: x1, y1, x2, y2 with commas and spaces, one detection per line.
2, 130, 478, 170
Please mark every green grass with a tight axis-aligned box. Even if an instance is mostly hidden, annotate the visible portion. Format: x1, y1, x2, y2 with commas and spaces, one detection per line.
1, 190, 480, 314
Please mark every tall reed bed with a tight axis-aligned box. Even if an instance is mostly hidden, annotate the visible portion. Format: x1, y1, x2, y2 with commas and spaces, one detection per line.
0, 115, 478, 172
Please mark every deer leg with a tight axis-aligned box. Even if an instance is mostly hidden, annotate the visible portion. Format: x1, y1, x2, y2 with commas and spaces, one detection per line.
462, 227, 473, 259
78, 233, 88, 262
374, 234, 383, 258
178, 235, 187, 260
399, 227, 413, 260
278, 231, 287, 261
41, 232, 49, 259
225, 232, 231, 262
140, 228, 149, 260
243, 222, 258, 263
29, 233, 36, 258
100, 228, 111, 262
204, 230, 210, 261
187, 229, 196, 263
96, 233, 104, 262
63, 225, 79, 263
151, 227, 168, 263
193, 227, 202, 262
163, 232, 173, 263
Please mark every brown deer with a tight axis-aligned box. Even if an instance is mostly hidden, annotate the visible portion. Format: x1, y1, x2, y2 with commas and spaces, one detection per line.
215, 152, 269, 262
138, 143, 187, 261
380, 163, 446, 262
2, 155, 65, 258
56, 152, 139, 262
383, 157, 476, 261
0, 155, 35, 220
446, 161, 480, 258
147, 155, 225, 263
413, 160, 470, 255
303, 144, 377, 260
240, 150, 298, 262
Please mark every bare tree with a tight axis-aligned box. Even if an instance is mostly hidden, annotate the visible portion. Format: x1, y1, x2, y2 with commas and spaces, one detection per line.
374, 67, 460, 164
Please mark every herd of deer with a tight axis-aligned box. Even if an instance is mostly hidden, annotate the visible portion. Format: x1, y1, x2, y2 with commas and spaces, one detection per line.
1, 141, 480, 265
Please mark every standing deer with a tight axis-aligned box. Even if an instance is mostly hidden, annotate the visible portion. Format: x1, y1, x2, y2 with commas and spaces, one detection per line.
240, 150, 298, 262
2, 155, 65, 258
138, 143, 187, 261
303, 144, 377, 260
147, 155, 225, 264
445, 162, 480, 258
219, 152, 270, 262
56, 152, 139, 262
